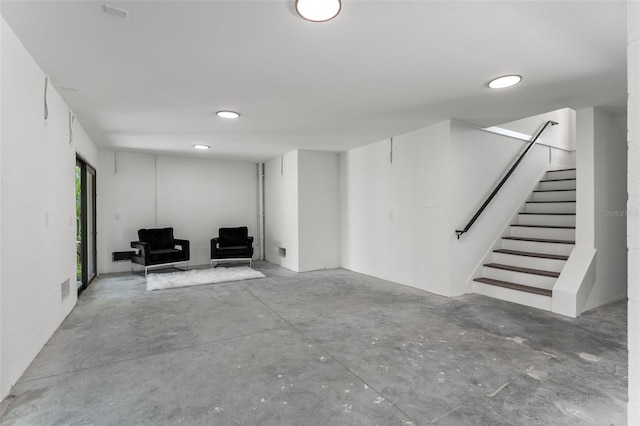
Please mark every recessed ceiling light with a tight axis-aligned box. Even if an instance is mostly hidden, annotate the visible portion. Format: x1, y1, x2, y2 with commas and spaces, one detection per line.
216, 110, 240, 119
296, 0, 341, 22
193, 144, 211, 150
488, 75, 522, 89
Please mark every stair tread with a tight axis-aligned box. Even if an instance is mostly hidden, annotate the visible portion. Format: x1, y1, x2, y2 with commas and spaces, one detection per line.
526, 200, 576, 204
533, 189, 576, 193
540, 178, 576, 182
520, 212, 576, 216
547, 168, 576, 172
474, 277, 553, 297
511, 224, 575, 229
503, 236, 575, 244
484, 262, 560, 277
494, 249, 569, 261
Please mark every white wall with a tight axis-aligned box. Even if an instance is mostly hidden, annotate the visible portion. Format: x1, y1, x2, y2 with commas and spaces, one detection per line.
264, 150, 341, 273
628, 2, 639, 423
0, 17, 99, 397
97, 151, 155, 273
450, 122, 551, 295
98, 151, 258, 272
156, 155, 258, 267
584, 108, 627, 310
576, 109, 596, 247
554, 108, 627, 317
298, 151, 341, 272
340, 122, 453, 295
264, 151, 299, 271
0, 12, 4, 400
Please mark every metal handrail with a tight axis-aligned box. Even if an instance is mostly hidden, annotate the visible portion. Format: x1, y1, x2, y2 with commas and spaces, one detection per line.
455, 120, 558, 239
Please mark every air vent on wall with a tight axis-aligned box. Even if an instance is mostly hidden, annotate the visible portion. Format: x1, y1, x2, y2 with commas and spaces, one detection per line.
113, 251, 136, 262
103, 4, 129, 19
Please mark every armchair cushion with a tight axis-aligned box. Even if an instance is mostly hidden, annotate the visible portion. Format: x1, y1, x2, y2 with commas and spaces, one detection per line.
138, 227, 174, 250
218, 227, 249, 248
148, 248, 184, 263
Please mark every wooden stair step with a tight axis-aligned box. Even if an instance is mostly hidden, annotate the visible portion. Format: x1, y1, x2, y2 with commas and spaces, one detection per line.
474, 277, 552, 297
527, 200, 576, 204
533, 189, 576, 193
519, 212, 576, 216
503, 236, 575, 244
484, 263, 560, 278
511, 224, 575, 229
493, 249, 569, 261
540, 178, 576, 182
547, 168, 576, 172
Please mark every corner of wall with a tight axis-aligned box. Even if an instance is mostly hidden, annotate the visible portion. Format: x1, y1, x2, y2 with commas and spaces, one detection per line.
297, 150, 341, 272
551, 247, 596, 318
264, 151, 300, 272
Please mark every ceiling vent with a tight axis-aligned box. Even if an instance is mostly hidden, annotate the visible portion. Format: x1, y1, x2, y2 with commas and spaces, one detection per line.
103, 4, 129, 19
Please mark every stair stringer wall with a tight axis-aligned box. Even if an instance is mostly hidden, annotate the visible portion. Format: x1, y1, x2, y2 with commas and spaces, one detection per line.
552, 246, 596, 318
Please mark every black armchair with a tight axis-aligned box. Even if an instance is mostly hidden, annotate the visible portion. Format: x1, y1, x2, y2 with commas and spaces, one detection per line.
131, 227, 190, 277
210, 227, 254, 267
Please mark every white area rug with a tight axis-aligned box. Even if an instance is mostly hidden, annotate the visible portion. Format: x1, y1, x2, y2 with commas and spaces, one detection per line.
146, 266, 265, 291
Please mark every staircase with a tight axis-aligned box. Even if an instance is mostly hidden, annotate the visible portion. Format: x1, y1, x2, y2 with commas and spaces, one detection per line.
473, 168, 576, 311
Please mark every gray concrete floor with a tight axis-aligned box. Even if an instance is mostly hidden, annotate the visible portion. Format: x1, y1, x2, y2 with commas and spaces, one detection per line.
0, 262, 627, 425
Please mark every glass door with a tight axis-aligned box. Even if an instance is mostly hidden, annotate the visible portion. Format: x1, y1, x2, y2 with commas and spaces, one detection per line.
76, 157, 97, 293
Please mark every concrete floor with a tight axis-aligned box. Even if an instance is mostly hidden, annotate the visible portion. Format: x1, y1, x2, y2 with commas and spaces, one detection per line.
0, 262, 627, 425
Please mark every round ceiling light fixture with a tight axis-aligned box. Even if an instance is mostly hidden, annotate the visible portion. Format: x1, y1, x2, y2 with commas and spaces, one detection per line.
488, 74, 522, 89
216, 110, 240, 119
296, 0, 341, 22
193, 144, 211, 150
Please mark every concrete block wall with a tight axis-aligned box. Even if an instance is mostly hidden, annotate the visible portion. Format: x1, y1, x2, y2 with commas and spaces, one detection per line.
340, 122, 454, 296
264, 150, 341, 273
628, 1, 640, 423
0, 17, 99, 397
264, 152, 300, 271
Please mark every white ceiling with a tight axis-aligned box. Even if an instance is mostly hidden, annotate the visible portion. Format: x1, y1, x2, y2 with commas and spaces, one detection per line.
1, 0, 628, 163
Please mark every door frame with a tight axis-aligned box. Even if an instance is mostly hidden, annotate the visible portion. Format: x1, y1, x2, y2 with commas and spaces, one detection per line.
76, 155, 97, 293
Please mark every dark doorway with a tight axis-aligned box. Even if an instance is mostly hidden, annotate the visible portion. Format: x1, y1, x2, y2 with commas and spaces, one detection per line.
76, 156, 97, 293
